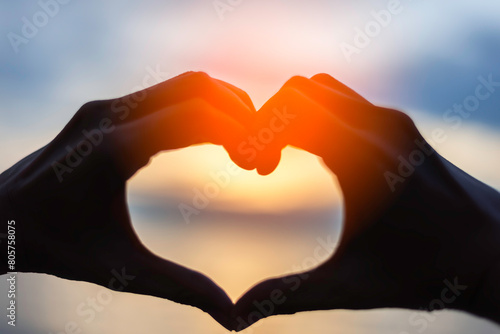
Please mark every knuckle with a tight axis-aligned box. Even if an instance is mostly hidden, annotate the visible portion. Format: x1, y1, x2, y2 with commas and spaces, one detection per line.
311, 73, 333, 81
395, 110, 416, 129
189, 71, 213, 87
382, 108, 419, 136
183, 72, 215, 97
189, 271, 208, 286
79, 99, 109, 114
188, 96, 210, 110
278, 86, 300, 101
75, 100, 110, 126
283, 75, 309, 89
241, 90, 252, 103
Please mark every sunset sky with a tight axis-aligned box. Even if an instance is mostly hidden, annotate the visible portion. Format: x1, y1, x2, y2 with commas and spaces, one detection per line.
1, 1, 500, 333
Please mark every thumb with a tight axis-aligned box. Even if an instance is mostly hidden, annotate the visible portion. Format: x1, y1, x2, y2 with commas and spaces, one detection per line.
232, 266, 336, 331
232, 248, 392, 332
118, 249, 234, 331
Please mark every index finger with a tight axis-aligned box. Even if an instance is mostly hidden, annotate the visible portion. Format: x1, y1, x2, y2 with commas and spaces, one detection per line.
110, 72, 256, 127
119, 249, 235, 331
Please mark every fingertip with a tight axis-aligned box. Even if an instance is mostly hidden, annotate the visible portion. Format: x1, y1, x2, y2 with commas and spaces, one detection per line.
256, 162, 278, 176
223, 139, 258, 172
206, 308, 235, 332
228, 152, 257, 172
256, 147, 282, 176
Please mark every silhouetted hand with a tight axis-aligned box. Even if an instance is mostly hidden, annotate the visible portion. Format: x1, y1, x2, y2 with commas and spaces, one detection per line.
0, 71, 256, 330
233, 74, 500, 330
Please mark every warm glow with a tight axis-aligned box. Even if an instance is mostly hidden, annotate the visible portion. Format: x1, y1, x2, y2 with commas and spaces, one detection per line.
128, 145, 342, 213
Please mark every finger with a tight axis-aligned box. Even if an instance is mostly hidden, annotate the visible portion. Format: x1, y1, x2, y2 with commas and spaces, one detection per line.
282, 76, 404, 137
121, 250, 234, 331
309, 73, 372, 105
65, 73, 254, 138
97, 72, 195, 124
215, 79, 257, 113
111, 72, 255, 127
251, 100, 287, 175
255, 86, 351, 158
271, 77, 418, 233
232, 244, 404, 332
253, 85, 390, 245
109, 98, 253, 180
233, 265, 342, 331
255, 145, 282, 176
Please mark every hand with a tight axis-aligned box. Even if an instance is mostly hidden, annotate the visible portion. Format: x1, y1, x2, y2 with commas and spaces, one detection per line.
233, 74, 500, 330
0, 71, 256, 330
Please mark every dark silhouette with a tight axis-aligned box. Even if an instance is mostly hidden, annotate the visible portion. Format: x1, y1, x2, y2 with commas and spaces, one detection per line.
1, 72, 499, 332
0, 71, 257, 331
234, 74, 500, 331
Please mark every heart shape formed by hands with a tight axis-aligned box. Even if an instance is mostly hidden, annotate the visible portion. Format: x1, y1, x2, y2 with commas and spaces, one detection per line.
5, 71, 496, 332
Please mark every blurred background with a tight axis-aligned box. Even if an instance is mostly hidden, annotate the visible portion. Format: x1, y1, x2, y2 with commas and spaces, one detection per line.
1, 0, 500, 333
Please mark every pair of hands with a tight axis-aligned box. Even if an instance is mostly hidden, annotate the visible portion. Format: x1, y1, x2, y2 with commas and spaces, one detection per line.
1, 72, 500, 331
